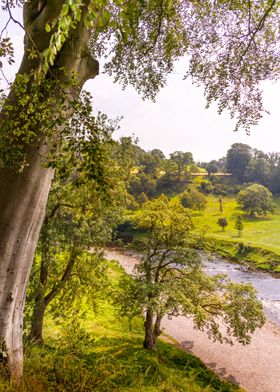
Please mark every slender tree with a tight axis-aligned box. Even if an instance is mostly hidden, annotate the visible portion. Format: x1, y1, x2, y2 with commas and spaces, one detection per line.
117, 196, 265, 350
217, 218, 228, 232
234, 215, 244, 237
218, 197, 223, 213
27, 135, 131, 342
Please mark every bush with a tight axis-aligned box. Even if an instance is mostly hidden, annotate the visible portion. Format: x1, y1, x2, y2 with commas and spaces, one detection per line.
180, 189, 207, 211
212, 184, 228, 196
199, 181, 213, 194
238, 242, 245, 253
217, 217, 228, 231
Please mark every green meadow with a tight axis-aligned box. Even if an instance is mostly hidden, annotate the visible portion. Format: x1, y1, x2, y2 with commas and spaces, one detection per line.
188, 195, 280, 272
192, 196, 280, 253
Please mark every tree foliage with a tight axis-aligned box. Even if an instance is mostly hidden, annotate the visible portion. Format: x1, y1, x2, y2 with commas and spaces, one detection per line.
206, 163, 219, 176
3, 0, 279, 137
226, 144, 252, 181
245, 158, 272, 187
217, 217, 228, 231
234, 215, 244, 237
116, 196, 265, 350
185, 0, 280, 131
180, 189, 207, 211
237, 184, 274, 216
169, 151, 194, 182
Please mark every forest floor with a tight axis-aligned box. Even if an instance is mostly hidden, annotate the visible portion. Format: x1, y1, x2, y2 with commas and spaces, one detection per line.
105, 248, 280, 392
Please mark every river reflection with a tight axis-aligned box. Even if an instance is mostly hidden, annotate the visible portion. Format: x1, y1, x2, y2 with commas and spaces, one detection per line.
202, 255, 280, 326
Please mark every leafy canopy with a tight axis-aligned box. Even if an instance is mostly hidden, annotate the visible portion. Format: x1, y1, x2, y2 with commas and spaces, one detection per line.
117, 196, 265, 347
180, 189, 207, 211
2, 0, 280, 132
237, 183, 274, 216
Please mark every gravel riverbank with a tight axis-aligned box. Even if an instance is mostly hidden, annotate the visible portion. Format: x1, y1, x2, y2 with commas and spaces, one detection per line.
105, 248, 280, 392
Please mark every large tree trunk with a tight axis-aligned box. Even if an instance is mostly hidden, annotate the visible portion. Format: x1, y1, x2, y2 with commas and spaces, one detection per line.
0, 1, 98, 381
0, 150, 54, 381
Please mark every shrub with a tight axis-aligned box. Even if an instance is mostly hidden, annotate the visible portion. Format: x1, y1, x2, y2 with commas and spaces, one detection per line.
180, 189, 207, 211
217, 217, 228, 231
199, 181, 213, 194
238, 242, 245, 253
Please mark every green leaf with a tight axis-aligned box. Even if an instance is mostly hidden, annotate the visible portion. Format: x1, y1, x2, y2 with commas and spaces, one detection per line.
45, 23, 51, 33
61, 4, 69, 17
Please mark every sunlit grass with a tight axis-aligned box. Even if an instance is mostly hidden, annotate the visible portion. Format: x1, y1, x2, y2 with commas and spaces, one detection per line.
192, 195, 280, 255
0, 263, 243, 392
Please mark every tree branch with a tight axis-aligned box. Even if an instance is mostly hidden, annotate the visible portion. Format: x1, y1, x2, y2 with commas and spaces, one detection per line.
44, 202, 74, 224
239, 0, 277, 62
44, 251, 78, 305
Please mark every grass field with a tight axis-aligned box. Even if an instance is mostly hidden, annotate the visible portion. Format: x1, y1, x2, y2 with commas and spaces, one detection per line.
123, 193, 280, 272
186, 195, 280, 272
0, 262, 242, 392
192, 195, 280, 254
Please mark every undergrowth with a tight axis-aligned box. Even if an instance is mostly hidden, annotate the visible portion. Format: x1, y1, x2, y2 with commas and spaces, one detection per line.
0, 263, 243, 392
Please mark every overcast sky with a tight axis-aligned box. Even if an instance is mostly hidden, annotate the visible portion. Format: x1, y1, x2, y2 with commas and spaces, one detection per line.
1, 7, 280, 162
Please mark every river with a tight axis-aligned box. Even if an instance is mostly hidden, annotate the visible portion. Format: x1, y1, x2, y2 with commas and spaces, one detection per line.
202, 254, 280, 326
107, 247, 280, 326
105, 248, 280, 392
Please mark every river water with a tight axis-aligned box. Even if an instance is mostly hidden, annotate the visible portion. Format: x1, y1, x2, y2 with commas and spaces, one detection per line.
106, 248, 280, 327
202, 254, 280, 326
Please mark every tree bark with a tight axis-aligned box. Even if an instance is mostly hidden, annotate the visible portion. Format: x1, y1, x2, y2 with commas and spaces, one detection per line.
0, 152, 54, 381
29, 219, 50, 343
143, 310, 156, 350
29, 248, 78, 342
153, 314, 162, 340
0, 2, 99, 381
29, 297, 46, 344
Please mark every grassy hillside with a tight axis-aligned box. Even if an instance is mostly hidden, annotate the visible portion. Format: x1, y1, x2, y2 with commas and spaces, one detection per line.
188, 195, 280, 272
123, 191, 280, 272
0, 263, 242, 392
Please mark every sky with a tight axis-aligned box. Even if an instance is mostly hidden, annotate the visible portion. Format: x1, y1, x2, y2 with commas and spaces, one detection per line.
1, 7, 280, 162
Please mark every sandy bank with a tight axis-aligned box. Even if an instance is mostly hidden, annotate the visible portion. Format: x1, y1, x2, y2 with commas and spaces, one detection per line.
105, 248, 280, 392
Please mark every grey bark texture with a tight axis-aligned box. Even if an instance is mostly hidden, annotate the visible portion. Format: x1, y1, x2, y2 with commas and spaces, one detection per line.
143, 310, 156, 350
0, 1, 98, 381
143, 310, 163, 351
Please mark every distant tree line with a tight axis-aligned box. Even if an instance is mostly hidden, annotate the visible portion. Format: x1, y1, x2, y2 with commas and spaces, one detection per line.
196, 143, 280, 196
124, 140, 280, 206
120, 138, 198, 206
225, 143, 280, 193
